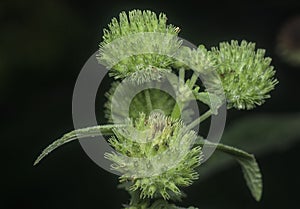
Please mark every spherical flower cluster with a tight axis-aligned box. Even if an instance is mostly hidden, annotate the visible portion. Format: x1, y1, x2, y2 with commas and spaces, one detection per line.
211, 40, 278, 110
105, 112, 202, 200
97, 10, 182, 83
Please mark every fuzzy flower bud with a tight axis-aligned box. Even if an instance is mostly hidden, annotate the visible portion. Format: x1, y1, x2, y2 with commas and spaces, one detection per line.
105, 112, 202, 200
211, 40, 278, 110
97, 10, 182, 83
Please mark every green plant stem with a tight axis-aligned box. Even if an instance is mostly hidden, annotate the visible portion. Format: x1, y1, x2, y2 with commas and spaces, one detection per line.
170, 68, 185, 120
179, 68, 185, 86
171, 103, 181, 119
188, 71, 199, 88
187, 109, 212, 130
144, 89, 153, 114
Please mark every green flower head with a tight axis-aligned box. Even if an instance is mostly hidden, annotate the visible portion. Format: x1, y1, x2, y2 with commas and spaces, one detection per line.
97, 10, 182, 83
211, 40, 278, 110
105, 112, 202, 200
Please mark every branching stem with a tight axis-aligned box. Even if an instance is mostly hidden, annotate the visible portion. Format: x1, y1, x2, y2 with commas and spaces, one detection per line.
188, 71, 199, 88
186, 109, 212, 130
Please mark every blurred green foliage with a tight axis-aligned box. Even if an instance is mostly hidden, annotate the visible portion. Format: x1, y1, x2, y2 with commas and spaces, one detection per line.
198, 113, 300, 179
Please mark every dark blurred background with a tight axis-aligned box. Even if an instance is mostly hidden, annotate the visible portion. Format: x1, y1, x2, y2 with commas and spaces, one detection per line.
1, 0, 300, 208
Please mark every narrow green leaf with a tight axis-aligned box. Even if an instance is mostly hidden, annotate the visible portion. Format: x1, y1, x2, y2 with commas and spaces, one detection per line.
196, 139, 263, 201
33, 124, 126, 166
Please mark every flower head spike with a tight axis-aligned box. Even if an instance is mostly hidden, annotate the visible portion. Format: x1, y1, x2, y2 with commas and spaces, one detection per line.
211, 40, 278, 110
105, 112, 202, 200
97, 10, 182, 83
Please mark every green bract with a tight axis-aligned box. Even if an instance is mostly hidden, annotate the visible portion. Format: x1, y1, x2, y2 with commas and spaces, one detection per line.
97, 10, 181, 83
211, 40, 278, 110
105, 112, 202, 200
173, 45, 216, 73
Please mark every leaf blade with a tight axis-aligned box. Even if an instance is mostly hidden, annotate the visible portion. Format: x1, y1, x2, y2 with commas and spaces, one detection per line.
236, 156, 262, 201
197, 139, 263, 201
33, 124, 126, 166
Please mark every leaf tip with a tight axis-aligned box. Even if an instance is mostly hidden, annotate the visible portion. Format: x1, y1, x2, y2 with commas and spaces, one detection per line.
33, 157, 40, 166
254, 187, 263, 202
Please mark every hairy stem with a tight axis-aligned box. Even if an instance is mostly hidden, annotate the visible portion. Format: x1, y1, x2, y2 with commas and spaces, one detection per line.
187, 109, 212, 130
188, 71, 199, 88
171, 68, 184, 120
144, 89, 153, 114
171, 103, 181, 119
179, 68, 185, 86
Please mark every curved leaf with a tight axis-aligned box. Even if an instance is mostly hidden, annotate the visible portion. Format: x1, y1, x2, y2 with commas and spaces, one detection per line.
196, 139, 262, 201
34, 124, 126, 165
236, 156, 262, 201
